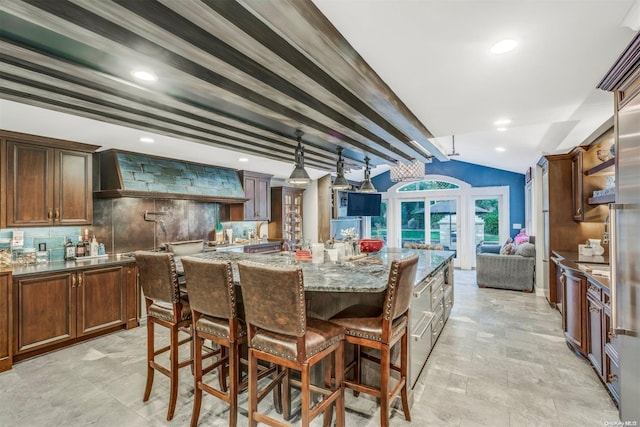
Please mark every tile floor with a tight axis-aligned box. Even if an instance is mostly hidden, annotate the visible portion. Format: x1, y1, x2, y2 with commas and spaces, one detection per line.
0, 269, 621, 426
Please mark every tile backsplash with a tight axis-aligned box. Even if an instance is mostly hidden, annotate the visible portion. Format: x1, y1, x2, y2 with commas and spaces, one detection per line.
0, 225, 83, 262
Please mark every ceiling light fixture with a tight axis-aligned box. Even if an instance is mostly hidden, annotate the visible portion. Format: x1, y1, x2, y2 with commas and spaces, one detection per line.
359, 156, 377, 193
238, 157, 249, 162
493, 118, 511, 126
490, 39, 518, 54
390, 159, 424, 182
286, 129, 311, 186
495, 146, 506, 152
131, 68, 157, 82
496, 127, 507, 132
139, 136, 154, 143
447, 135, 460, 157
332, 147, 351, 190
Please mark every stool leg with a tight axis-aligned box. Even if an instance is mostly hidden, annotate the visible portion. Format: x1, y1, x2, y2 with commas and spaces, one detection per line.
301, 362, 311, 427
190, 332, 203, 427
400, 330, 411, 421
248, 349, 258, 427
229, 343, 239, 427
167, 324, 179, 421
219, 346, 228, 392
380, 344, 390, 427
143, 318, 155, 402
335, 343, 345, 427
282, 367, 291, 420
353, 343, 361, 397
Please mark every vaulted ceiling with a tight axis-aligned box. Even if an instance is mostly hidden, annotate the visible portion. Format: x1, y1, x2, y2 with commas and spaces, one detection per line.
0, 0, 448, 177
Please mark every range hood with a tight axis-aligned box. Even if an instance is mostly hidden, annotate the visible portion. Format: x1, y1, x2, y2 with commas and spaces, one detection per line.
94, 150, 247, 204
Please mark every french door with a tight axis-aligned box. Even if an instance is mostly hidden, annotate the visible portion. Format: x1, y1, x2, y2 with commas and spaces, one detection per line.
400, 198, 459, 257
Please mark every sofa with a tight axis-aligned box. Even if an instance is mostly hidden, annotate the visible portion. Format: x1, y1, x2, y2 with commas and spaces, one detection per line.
476, 242, 535, 292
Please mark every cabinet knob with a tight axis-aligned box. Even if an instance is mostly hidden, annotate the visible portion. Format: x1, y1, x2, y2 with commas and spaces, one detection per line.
47, 209, 53, 221
71, 275, 77, 287
77, 275, 82, 287
54, 209, 60, 220
607, 373, 618, 382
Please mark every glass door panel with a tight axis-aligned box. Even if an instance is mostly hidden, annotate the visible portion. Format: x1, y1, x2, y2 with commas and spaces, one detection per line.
428, 199, 457, 254
370, 201, 387, 243
400, 200, 424, 247
475, 198, 500, 245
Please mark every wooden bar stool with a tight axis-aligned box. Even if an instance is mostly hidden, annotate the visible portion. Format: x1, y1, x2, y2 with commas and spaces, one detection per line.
329, 254, 419, 427
181, 257, 246, 427
238, 260, 345, 427
135, 251, 193, 421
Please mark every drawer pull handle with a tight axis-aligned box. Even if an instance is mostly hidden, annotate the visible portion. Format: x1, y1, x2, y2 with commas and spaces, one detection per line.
413, 279, 431, 298
411, 312, 432, 341
71, 275, 76, 287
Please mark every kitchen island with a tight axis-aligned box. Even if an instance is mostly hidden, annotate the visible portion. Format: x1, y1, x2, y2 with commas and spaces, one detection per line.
177, 247, 455, 389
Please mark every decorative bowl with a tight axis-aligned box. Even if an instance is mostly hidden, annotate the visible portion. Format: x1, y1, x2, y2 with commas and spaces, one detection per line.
358, 239, 384, 253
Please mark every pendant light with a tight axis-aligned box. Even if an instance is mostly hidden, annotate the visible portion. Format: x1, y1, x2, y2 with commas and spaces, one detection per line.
286, 129, 311, 186
332, 147, 351, 190
359, 156, 377, 193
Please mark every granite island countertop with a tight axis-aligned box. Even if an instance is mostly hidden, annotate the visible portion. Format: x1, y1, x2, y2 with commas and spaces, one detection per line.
175, 248, 455, 293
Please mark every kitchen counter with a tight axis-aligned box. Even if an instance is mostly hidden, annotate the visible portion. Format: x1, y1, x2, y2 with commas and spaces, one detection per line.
175, 248, 455, 292
552, 250, 610, 289
2, 254, 136, 278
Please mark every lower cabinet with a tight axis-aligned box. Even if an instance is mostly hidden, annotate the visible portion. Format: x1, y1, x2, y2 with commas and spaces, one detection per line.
562, 268, 588, 357
13, 263, 137, 359
0, 272, 11, 372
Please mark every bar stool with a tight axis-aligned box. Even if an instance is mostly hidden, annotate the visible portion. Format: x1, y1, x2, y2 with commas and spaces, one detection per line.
135, 251, 193, 421
329, 254, 419, 427
181, 257, 245, 427
237, 260, 345, 427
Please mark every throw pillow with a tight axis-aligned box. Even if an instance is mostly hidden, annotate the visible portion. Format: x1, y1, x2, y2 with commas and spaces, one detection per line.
514, 242, 535, 257
500, 243, 515, 255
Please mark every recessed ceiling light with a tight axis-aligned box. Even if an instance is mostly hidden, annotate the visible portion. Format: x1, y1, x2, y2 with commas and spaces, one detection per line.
490, 39, 518, 54
494, 118, 511, 126
495, 146, 506, 152
496, 127, 508, 132
238, 157, 249, 162
131, 68, 157, 82
139, 136, 154, 143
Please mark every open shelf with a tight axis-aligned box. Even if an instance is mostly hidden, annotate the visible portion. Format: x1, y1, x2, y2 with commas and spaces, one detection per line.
585, 157, 615, 176
588, 193, 615, 205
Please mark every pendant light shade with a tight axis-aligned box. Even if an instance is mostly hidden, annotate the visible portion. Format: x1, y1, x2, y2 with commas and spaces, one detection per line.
332, 147, 351, 190
287, 130, 311, 186
359, 156, 377, 193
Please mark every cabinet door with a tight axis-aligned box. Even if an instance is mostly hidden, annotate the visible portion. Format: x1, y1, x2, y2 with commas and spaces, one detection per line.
571, 150, 583, 221
77, 266, 124, 336
0, 273, 11, 372
124, 265, 139, 329
255, 176, 270, 220
587, 294, 603, 377
6, 141, 54, 226
55, 149, 92, 225
14, 272, 75, 354
562, 269, 588, 357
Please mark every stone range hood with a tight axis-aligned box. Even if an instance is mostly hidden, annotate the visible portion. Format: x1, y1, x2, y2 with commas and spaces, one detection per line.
94, 150, 247, 204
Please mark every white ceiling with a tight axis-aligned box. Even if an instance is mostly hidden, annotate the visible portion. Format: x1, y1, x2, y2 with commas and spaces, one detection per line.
1, 0, 638, 181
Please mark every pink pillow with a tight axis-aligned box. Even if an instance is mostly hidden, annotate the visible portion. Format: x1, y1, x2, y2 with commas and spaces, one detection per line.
514, 232, 529, 245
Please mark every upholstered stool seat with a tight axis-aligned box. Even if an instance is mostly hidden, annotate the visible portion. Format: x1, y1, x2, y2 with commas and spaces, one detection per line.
329, 254, 419, 427
238, 260, 345, 427
135, 251, 193, 421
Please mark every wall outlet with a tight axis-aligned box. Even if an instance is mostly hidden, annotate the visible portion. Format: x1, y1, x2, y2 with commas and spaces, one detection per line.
512, 223, 521, 229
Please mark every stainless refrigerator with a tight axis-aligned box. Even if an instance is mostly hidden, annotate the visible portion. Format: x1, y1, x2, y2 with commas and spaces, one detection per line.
610, 88, 640, 423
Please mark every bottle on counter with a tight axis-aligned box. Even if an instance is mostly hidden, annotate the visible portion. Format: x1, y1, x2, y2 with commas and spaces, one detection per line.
76, 235, 85, 258
64, 238, 75, 261
90, 236, 99, 257
215, 220, 224, 243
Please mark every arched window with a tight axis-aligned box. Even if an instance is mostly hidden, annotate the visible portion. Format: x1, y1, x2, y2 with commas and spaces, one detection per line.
396, 179, 460, 192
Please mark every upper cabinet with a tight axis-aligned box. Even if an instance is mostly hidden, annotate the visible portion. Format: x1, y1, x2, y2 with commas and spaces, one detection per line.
1, 131, 98, 227
571, 148, 584, 221
229, 171, 272, 221
269, 186, 304, 243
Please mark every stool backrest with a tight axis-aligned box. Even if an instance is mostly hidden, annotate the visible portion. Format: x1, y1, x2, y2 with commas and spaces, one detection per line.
182, 257, 236, 319
135, 251, 181, 304
383, 254, 419, 321
238, 261, 306, 337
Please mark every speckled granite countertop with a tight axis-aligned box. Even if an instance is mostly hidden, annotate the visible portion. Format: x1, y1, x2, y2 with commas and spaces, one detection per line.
3, 255, 135, 278
175, 248, 455, 293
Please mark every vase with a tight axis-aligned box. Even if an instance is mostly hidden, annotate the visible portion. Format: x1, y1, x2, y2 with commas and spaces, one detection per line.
588, 239, 605, 256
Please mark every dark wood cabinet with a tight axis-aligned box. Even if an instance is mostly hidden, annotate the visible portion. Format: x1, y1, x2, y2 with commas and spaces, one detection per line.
571, 149, 584, 221
562, 268, 588, 357
587, 292, 604, 377
269, 186, 304, 243
230, 171, 272, 221
1, 131, 98, 227
12, 263, 136, 361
